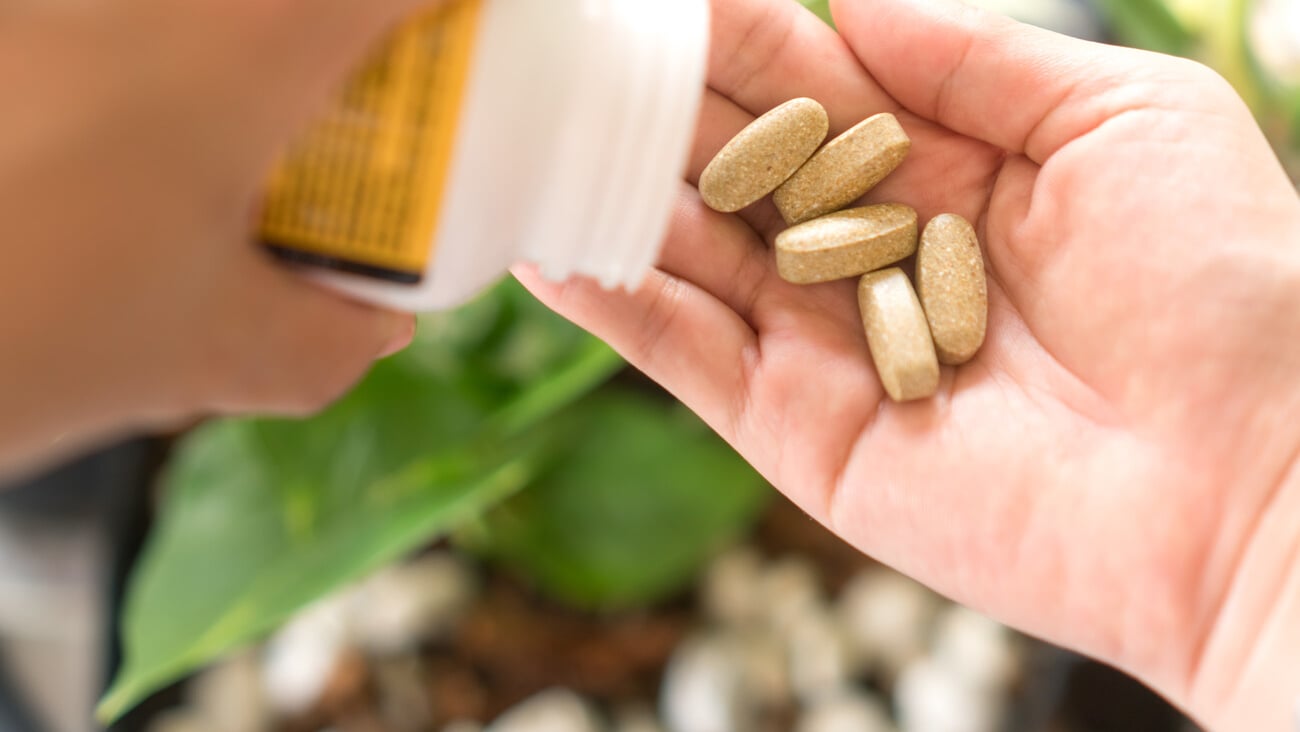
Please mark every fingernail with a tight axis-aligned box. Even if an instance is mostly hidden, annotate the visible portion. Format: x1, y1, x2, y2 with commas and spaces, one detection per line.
378, 315, 417, 359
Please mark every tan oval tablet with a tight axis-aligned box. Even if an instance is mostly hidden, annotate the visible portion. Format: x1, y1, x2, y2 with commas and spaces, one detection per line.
774, 204, 918, 285
916, 214, 988, 365
699, 98, 830, 213
773, 113, 911, 225
859, 268, 941, 402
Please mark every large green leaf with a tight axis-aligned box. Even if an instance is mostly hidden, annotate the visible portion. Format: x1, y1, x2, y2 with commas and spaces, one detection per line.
1094, 0, 1195, 56
468, 390, 770, 610
99, 280, 624, 722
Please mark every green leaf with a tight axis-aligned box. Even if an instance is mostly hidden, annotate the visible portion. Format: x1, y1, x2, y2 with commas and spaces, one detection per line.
470, 390, 770, 610
100, 280, 624, 722
798, 0, 835, 27
1094, 0, 1195, 56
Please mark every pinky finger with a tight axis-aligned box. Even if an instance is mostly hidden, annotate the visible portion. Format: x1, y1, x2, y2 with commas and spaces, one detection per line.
512, 265, 757, 443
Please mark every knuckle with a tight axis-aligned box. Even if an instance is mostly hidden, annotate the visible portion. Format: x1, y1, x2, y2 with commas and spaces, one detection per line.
1162, 56, 1235, 97
635, 276, 687, 359
269, 349, 374, 417
275, 336, 381, 415
1163, 57, 1247, 115
199, 314, 380, 417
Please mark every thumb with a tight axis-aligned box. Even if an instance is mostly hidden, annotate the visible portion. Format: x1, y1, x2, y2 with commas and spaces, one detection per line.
829, 0, 1233, 163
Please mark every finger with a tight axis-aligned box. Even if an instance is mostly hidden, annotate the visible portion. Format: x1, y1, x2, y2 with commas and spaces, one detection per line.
512, 265, 757, 443
657, 184, 776, 323
201, 253, 415, 416
830, 0, 1202, 163
708, 0, 898, 130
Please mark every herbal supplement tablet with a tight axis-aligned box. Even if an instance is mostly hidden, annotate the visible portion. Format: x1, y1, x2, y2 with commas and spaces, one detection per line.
699, 98, 830, 213
916, 214, 988, 365
773, 113, 911, 225
774, 204, 918, 285
858, 269, 941, 402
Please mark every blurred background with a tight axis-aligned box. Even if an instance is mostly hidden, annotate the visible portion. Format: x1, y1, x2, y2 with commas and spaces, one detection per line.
1, 0, 1296, 731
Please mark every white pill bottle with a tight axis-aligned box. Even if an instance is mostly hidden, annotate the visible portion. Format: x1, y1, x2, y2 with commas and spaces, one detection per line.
261, 0, 710, 311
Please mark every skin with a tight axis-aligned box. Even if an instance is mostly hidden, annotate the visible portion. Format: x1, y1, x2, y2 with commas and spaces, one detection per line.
514, 0, 1300, 729
1, 0, 1297, 727
0, 0, 427, 478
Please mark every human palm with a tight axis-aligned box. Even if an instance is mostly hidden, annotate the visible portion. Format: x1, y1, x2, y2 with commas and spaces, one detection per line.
517, 0, 1300, 726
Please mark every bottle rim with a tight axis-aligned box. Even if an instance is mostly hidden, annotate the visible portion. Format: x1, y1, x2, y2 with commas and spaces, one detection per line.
527, 0, 710, 291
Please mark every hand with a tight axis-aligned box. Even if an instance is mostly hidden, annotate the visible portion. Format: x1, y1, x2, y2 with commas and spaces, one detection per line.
515, 0, 1300, 727
0, 0, 428, 477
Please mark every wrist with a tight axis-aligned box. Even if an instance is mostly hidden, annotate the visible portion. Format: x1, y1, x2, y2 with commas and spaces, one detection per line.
1188, 456, 1300, 731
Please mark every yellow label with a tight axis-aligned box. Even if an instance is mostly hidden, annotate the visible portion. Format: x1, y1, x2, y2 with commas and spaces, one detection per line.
261, 1, 483, 283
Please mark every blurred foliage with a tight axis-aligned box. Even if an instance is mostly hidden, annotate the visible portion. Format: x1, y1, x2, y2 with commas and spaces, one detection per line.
461, 392, 768, 608
1093, 0, 1195, 55
102, 280, 767, 722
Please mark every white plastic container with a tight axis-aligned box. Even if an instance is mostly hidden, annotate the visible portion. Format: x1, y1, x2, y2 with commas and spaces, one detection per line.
261, 0, 710, 312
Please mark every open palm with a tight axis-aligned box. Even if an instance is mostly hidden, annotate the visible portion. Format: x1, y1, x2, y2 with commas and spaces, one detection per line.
516, 0, 1300, 725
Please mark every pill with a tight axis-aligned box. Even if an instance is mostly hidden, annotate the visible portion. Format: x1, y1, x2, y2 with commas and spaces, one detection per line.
774, 204, 919, 285
858, 269, 941, 402
774, 113, 911, 225
699, 98, 830, 213
916, 214, 988, 365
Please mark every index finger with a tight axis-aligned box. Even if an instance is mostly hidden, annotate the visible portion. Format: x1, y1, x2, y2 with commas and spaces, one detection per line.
709, 0, 899, 132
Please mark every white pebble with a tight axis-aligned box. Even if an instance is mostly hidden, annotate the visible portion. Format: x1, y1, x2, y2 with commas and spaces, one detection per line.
348, 552, 478, 655
187, 650, 272, 732
931, 607, 1020, 691
660, 634, 754, 732
895, 659, 1002, 732
260, 597, 351, 716
734, 630, 791, 708
787, 609, 855, 703
486, 688, 603, 732
759, 557, 824, 633
796, 690, 894, 732
700, 546, 765, 628
837, 570, 941, 679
